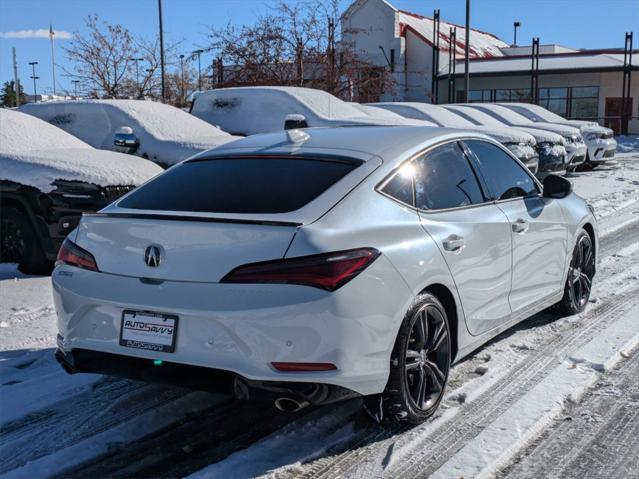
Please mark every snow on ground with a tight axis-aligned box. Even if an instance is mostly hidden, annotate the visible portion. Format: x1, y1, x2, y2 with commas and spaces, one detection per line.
1, 148, 638, 478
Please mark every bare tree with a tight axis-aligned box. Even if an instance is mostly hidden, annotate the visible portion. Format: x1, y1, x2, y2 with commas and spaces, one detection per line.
64, 15, 135, 98
205, 1, 395, 101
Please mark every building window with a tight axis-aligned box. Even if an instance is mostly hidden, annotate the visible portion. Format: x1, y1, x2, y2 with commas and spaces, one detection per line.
458, 86, 598, 120
570, 86, 599, 120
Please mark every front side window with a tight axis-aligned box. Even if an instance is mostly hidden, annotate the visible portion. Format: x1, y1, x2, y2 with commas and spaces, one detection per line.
413, 142, 485, 210
465, 140, 538, 201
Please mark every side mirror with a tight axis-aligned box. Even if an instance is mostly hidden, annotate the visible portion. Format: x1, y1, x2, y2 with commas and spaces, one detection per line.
114, 126, 140, 152
543, 174, 572, 199
284, 114, 308, 130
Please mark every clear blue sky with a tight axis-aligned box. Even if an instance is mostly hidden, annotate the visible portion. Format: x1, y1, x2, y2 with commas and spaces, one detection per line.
1, 0, 637, 95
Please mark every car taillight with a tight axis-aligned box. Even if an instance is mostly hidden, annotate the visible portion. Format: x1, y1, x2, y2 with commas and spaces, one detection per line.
56, 238, 99, 271
220, 247, 380, 291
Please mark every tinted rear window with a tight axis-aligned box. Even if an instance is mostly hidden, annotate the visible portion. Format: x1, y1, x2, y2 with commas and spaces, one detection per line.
118, 157, 358, 214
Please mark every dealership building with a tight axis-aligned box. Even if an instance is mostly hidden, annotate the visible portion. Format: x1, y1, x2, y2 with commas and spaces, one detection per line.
341, 0, 638, 133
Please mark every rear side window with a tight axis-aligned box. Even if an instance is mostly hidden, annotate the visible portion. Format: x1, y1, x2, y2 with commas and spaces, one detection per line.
118, 157, 358, 214
465, 140, 538, 201
414, 142, 485, 210
381, 169, 414, 205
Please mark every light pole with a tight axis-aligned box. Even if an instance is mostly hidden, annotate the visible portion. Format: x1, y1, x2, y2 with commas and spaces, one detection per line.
158, 0, 166, 102
193, 49, 204, 91
129, 57, 144, 95
464, 0, 470, 103
28, 61, 39, 100
513, 21, 521, 46
179, 54, 185, 104
72, 79, 80, 98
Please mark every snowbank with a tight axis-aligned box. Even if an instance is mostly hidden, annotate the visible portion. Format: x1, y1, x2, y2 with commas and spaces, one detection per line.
0, 109, 162, 192
616, 135, 639, 153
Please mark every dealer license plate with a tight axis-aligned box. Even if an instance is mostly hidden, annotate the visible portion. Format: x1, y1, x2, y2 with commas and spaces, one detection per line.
120, 310, 178, 353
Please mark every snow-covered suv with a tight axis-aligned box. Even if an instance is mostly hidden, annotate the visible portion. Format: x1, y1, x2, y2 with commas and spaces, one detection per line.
20, 100, 240, 168
0, 109, 161, 273
190, 86, 437, 135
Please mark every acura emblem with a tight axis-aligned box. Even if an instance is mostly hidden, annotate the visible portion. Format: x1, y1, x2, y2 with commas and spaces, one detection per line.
144, 245, 162, 267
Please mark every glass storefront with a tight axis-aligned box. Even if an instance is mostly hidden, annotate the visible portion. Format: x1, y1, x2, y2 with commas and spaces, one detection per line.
464, 86, 599, 120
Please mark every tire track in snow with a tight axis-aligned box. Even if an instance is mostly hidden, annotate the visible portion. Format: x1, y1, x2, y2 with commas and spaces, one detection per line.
498, 346, 639, 479
0, 378, 190, 474
57, 401, 316, 479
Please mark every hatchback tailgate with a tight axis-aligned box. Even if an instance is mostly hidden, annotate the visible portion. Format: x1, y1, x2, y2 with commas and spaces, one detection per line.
75, 215, 297, 282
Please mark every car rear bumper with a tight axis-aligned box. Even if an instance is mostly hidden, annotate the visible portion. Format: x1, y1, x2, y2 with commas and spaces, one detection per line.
55, 346, 359, 405
51, 257, 412, 397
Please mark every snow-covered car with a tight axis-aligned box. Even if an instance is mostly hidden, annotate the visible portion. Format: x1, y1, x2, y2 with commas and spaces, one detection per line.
0, 109, 162, 274
19, 100, 240, 168
373, 102, 540, 175
350, 103, 437, 126
443, 104, 569, 178
460, 103, 587, 170
498, 103, 616, 168
190, 86, 438, 135
53, 126, 597, 425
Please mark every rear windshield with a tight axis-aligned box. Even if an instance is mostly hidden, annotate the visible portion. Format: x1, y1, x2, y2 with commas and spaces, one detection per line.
117, 157, 358, 214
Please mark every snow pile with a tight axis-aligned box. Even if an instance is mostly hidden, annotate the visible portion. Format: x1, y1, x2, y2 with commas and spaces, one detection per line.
0, 109, 162, 192
616, 135, 639, 153
398, 10, 508, 59
19, 100, 239, 166
191, 87, 421, 136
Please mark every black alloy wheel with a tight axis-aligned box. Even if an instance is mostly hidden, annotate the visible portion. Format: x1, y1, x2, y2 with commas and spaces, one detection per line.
377, 293, 451, 424
555, 229, 595, 315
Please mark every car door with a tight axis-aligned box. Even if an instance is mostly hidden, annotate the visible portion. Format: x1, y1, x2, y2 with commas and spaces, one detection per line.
463, 139, 568, 314
414, 141, 514, 336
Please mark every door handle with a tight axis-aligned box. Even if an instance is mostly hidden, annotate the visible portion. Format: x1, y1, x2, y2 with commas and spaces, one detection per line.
443, 235, 466, 252
512, 218, 529, 233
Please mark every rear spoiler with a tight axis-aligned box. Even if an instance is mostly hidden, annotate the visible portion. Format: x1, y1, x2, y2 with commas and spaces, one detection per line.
82, 212, 302, 228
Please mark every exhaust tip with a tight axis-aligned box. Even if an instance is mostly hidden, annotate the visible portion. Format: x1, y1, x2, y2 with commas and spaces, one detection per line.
274, 397, 310, 413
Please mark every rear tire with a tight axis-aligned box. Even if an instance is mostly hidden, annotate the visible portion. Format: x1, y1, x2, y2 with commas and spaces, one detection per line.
377, 293, 451, 425
554, 229, 595, 316
0, 207, 51, 275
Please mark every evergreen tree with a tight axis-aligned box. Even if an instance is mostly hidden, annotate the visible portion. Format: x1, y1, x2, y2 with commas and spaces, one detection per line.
0, 80, 26, 107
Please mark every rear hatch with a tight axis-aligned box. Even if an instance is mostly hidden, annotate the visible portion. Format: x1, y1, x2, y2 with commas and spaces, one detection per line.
74, 153, 380, 282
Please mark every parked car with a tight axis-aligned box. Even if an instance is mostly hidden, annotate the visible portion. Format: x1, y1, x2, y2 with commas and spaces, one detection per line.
458, 103, 587, 171
190, 86, 437, 135
443, 104, 569, 177
350, 103, 437, 126
373, 102, 539, 175
0, 109, 162, 274
19, 100, 240, 168
53, 125, 597, 425
498, 103, 616, 168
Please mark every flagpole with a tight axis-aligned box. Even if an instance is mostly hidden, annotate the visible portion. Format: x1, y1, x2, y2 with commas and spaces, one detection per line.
49, 24, 56, 96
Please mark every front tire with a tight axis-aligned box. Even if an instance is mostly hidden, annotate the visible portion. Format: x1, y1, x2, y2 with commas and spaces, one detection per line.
379, 293, 451, 424
554, 229, 595, 316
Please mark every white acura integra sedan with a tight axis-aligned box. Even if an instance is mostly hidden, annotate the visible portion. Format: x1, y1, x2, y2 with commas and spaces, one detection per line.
53, 126, 597, 424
